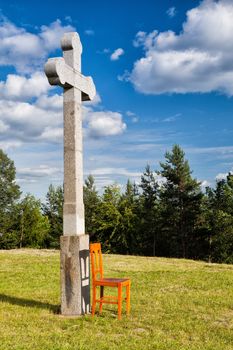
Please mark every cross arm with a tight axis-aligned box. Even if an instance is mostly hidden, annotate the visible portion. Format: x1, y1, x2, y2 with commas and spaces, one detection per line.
44, 57, 96, 101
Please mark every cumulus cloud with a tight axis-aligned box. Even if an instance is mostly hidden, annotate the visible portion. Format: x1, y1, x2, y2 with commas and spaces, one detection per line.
0, 15, 127, 154
201, 180, 211, 191
39, 127, 63, 142
0, 16, 74, 73
129, 0, 233, 96
36, 93, 63, 110
110, 48, 124, 61
0, 98, 62, 143
85, 110, 126, 138
0, 84, 125, 146
0, 72, 51, 100
215, 171, 233, 181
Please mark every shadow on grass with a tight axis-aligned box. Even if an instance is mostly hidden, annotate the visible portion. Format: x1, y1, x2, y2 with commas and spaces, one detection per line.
0, 293, 60, 313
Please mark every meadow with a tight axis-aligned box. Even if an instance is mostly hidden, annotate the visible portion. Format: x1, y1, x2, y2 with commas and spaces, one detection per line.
0, 249, 232, 350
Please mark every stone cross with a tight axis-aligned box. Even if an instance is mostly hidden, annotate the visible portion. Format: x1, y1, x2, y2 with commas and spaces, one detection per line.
44, 32, 96, 316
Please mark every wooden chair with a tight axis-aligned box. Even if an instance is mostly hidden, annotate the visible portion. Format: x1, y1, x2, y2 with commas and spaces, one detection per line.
90, 243, 131, 320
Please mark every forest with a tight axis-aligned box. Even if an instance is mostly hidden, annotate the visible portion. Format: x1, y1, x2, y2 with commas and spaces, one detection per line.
0, 145, 233, 264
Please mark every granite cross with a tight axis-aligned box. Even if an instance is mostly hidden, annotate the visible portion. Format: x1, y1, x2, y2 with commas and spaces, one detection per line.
44, 32, 96, 316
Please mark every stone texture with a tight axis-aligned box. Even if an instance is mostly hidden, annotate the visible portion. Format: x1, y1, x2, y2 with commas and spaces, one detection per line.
44, 32, 96, 316
63, 87, 84, 236
60, 235, 90, 315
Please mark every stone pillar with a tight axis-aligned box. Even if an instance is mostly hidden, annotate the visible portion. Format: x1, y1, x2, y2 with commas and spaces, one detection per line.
60, 86, 89, 315
60, 235, 90, 315
44, 32, 96, 316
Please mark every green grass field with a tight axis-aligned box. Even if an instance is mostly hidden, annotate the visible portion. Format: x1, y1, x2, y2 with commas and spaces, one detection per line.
0, 249, 232, 350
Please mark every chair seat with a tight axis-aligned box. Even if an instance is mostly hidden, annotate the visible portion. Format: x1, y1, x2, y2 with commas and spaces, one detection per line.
95, 277, 130, 287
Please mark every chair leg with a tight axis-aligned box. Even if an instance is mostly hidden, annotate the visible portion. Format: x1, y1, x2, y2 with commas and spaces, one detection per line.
126, 282, 131, 315
92, 284, 97, 317
118, 284, 123, 320
99, 286, 104, 313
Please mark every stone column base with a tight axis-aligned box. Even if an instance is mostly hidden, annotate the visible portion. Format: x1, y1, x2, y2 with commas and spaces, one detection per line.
60, 235, 90, 316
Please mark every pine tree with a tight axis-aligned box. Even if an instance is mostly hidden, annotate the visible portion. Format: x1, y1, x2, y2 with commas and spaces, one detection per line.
203, 174, 233, 263
94, 184, 122, 252
118, 180, 140, 254
83, 175, 100, 240
17, 194, 50, 248
159, 145, 203, 258
0, 149, 21, 248
42, 184, 63, 248
139, 165, 160, 256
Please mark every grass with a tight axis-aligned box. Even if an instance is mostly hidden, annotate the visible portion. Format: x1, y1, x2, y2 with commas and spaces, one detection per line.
0, 249, 232, 350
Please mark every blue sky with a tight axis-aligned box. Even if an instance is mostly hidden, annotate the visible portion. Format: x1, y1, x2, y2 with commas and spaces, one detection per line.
0, 0, 233, 198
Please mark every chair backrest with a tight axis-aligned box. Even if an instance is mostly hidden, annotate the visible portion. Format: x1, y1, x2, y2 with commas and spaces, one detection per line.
90, 243, 103, 282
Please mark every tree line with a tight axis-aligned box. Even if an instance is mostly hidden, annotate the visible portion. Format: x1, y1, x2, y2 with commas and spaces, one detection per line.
0, 145, 233, 264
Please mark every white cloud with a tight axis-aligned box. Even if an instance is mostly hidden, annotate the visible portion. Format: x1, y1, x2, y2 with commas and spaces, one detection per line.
0, 119, 9, 133
0, 72, 51, 100
0, 140, 22, 151
36, 93, 63, 110
215, 171, 232, 181
0, 16, 75, 73
126, 110, 139, 123
129, 0, 233, 96
83, 92, 101, 106
85, 110, 126, 138
18, 164, 61, 178
110, 48, 124, 61
166, 7, 176, 18
40, 20, 74, 51
91, 167, 141, 177
188, 146, 233, 155
40, 127, 63, 142
0, 80, 125, 147
0, 98, 62, 143
201, 180, 211, 191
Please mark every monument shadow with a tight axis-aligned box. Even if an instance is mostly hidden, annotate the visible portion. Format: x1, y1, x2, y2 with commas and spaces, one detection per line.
0, 293, 60, 313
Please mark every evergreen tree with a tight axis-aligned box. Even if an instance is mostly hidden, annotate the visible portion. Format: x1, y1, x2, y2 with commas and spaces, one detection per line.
0, 149, 21, 248
159, 145, 203, 258
139, 165, 160, 256
203, 175, 233, 263
83, 175, 100, 240
42, 184, 63, 248
94, 184, 122, 252
118, 180, 140, 254
16, 194, 50, 248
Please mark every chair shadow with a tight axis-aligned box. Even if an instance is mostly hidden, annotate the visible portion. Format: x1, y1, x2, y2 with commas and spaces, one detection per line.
0, 293, 60, 314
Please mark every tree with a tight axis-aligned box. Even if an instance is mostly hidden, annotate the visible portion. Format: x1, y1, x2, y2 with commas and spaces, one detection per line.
139, 165, 160, 256
83, 175, 100, 240
94, 184, 122, 252
42, 184, 63, 248
118, 180, 140, 254
159, 145, 203, 258
0, 149, 21, 248
15, 194, 50, 248
202, 175, 233, 263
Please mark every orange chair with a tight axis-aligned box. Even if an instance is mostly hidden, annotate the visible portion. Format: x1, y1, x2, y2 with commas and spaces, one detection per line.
90, 243, 131, 320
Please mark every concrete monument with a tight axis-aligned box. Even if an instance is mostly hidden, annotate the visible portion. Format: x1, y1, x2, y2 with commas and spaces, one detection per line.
44, 32, 96, 315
